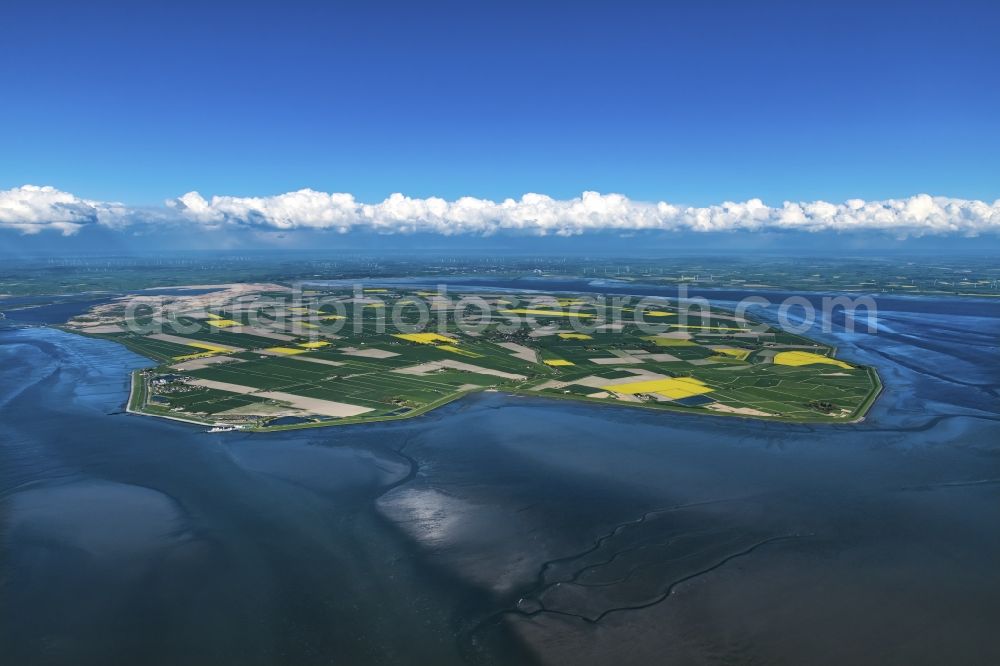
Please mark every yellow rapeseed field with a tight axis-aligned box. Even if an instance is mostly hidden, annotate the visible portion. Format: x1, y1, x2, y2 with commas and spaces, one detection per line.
206, 319, 239, 328
543, 359, 575, 366
773, 351, 852, 369
558, 333, 593, 340
265, 346, 307, 355
643, 310, 675, 317
602, 377, 713, 400
393, 333, 456, 344
172, 351, 222, 361
186, 342, 230, 353
297, 341, 330, 349
712, 348, 750, 360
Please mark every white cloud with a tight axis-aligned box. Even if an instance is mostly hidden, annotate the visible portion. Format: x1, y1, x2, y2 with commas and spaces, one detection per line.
167, 190, 362, 231
168, 189, 1000, 237
0, 184, 138, 235
4, 184, 1000, 237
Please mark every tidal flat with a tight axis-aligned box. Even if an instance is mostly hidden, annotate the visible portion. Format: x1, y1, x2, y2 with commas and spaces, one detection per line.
1, 289, 998, 665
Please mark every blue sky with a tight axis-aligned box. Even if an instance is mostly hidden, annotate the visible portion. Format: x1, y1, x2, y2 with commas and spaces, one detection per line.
2, 0, 998, 208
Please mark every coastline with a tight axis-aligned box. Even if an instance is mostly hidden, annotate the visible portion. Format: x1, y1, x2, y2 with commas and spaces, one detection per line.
106, 285, 883, 432
3, 294, 998, 666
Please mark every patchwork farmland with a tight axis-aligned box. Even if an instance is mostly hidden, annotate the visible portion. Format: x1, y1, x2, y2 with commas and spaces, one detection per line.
68, 284, 881, 430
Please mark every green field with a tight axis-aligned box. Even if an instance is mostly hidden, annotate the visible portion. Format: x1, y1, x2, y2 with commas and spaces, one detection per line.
72, 285, 882, 430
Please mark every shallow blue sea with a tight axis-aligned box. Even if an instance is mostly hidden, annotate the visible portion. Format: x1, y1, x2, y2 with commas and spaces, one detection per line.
1, 287, 998, 665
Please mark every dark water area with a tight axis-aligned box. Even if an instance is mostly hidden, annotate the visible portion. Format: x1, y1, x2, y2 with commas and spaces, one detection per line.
0, 295, 65, 308
134, 288, 223, 297
0, 296, 117, 326
0, 288, 219, 327
328, 275, 1000, 318
1, 287, 999, 665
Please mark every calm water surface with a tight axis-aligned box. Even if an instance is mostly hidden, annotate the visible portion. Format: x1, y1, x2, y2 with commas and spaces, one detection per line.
1, 288, 998, 665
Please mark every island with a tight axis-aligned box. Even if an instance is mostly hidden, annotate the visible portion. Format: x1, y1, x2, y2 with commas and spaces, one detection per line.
64, 283, 882, 430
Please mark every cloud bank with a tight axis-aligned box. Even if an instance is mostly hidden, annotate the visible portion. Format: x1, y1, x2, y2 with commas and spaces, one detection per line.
0, 185, 135, 235
3, 184, 1000, 237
